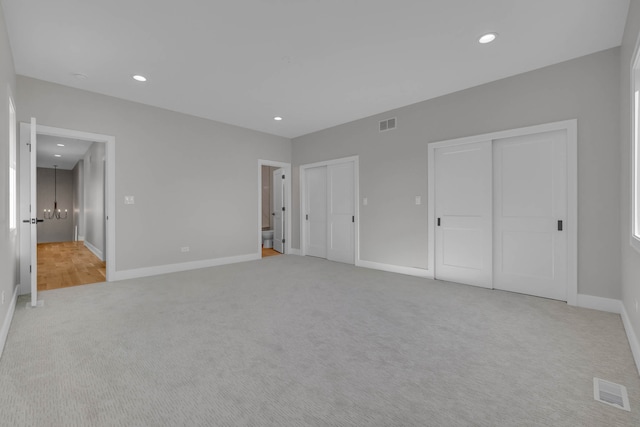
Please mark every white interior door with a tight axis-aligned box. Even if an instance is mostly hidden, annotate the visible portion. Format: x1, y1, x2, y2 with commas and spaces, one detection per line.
493, 131, 567, 301
19, 118, 39, 306
305, 166, 327, 258
272, 168, 285, 253
327, 162, 355, 264
434, 141, 492, 288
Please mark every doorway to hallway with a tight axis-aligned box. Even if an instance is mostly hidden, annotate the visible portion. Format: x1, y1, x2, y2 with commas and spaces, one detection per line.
19, 120, 115, 305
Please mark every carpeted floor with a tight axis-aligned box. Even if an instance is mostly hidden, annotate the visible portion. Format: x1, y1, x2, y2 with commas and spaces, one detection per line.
0, 255, 638, 426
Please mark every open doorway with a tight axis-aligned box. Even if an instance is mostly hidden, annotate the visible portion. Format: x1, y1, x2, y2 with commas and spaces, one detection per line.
258, 160, 291, 258
19, 121, 115, 304
36, 135, 106, 291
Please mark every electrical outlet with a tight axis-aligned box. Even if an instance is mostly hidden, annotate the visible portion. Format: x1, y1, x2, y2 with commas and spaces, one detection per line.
180, 247, 190, 253
124, 196, 135, 205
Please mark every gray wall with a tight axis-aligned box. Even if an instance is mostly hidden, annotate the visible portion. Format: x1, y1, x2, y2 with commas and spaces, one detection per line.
0, 3, 17, 334
83, 142, 105, 256
72, 159, 84, 240
620, 0, 640, 363
16, 76, 292, 272
36, 167, 73, 243
292, 47, 621, 300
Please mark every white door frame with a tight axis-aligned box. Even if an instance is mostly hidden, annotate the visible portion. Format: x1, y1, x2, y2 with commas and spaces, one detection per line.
19, 122, 116, 295
300, 156, 360, 263
258, 160, 291, 255
427, 120, 578, 306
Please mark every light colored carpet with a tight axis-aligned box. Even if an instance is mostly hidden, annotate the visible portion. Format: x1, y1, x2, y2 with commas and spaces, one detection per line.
0, 255, 638, 426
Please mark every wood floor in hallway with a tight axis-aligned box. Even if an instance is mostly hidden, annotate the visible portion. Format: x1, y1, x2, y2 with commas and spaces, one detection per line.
37, 241, 106, 291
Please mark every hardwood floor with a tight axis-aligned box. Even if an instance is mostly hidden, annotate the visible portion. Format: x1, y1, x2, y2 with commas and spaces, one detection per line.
262, 248, 282, 258
37, 241, 106, 291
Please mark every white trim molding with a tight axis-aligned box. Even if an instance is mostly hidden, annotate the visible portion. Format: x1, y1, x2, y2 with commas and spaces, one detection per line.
576, 294, 622, 314
84, 240, 105, 262
356, 259, 433, 279
0, 286, 19, 359
427, 119, 578, 305
113, 253, 260, 281
576, 294, 640, 375
621, 304, 640, 375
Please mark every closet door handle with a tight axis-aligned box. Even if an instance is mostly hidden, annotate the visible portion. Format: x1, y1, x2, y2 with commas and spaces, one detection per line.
437, 218, 441, 226
557, 220, 563, 231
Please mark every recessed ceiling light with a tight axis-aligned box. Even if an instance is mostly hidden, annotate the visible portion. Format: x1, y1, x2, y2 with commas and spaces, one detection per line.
478, 33, 498, 44
54, 154, 62, 157
57, 143, 65, 147
274, 116, 283, 121
133, 75, 147, 82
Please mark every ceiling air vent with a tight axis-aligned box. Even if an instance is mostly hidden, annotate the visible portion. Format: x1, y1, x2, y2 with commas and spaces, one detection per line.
379, 117, 397, 132
593, 378, 630, 411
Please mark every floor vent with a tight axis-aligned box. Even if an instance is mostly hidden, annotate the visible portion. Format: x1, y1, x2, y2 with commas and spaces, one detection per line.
593, 378, 630, 411
379, 117, 397, 132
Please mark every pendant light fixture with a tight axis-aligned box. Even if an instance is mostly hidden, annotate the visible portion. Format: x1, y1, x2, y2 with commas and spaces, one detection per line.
44, 165, 68, 220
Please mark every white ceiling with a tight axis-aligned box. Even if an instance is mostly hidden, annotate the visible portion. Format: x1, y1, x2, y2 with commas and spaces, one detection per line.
37, 134, 92, 170
1, 0, 630, 139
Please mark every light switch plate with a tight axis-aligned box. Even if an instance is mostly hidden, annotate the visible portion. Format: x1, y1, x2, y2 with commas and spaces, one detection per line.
363, 197, 368, 206
415, 196, 421, 205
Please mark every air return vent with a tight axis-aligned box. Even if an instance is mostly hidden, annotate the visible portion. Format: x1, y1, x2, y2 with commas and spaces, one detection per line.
379, 117, 397, 132
593, 378, 630, 411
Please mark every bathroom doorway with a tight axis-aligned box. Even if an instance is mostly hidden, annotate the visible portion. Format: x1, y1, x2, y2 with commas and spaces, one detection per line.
258, 160, 291, 258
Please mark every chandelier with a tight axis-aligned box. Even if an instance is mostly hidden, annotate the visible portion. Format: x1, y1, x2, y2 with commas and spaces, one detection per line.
44, 165, 68, 220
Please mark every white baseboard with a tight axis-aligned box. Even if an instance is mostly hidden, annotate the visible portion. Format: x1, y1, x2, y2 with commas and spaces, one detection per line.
356, 259, 433, 279
576, 294, 622, 313
84, 240, 104, 261
114, 253, 260, 281
288, 248, 302, 256
0, 286, 19, 359
621, 304, 640, 376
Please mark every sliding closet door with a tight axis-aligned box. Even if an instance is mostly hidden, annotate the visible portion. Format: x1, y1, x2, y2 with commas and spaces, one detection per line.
493, 131, 567, 301
327, 162, 355, 264
305, 166, 327, 258
434, 141, 492, 288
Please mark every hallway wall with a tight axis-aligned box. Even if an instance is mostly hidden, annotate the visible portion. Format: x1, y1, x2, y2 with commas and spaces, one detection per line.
36, 167, 73, 243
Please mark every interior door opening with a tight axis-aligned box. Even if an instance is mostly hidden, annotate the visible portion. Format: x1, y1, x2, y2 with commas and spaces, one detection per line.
258, 160, 291, 258
19, 120, 115, 304
36, 135, 107, 291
